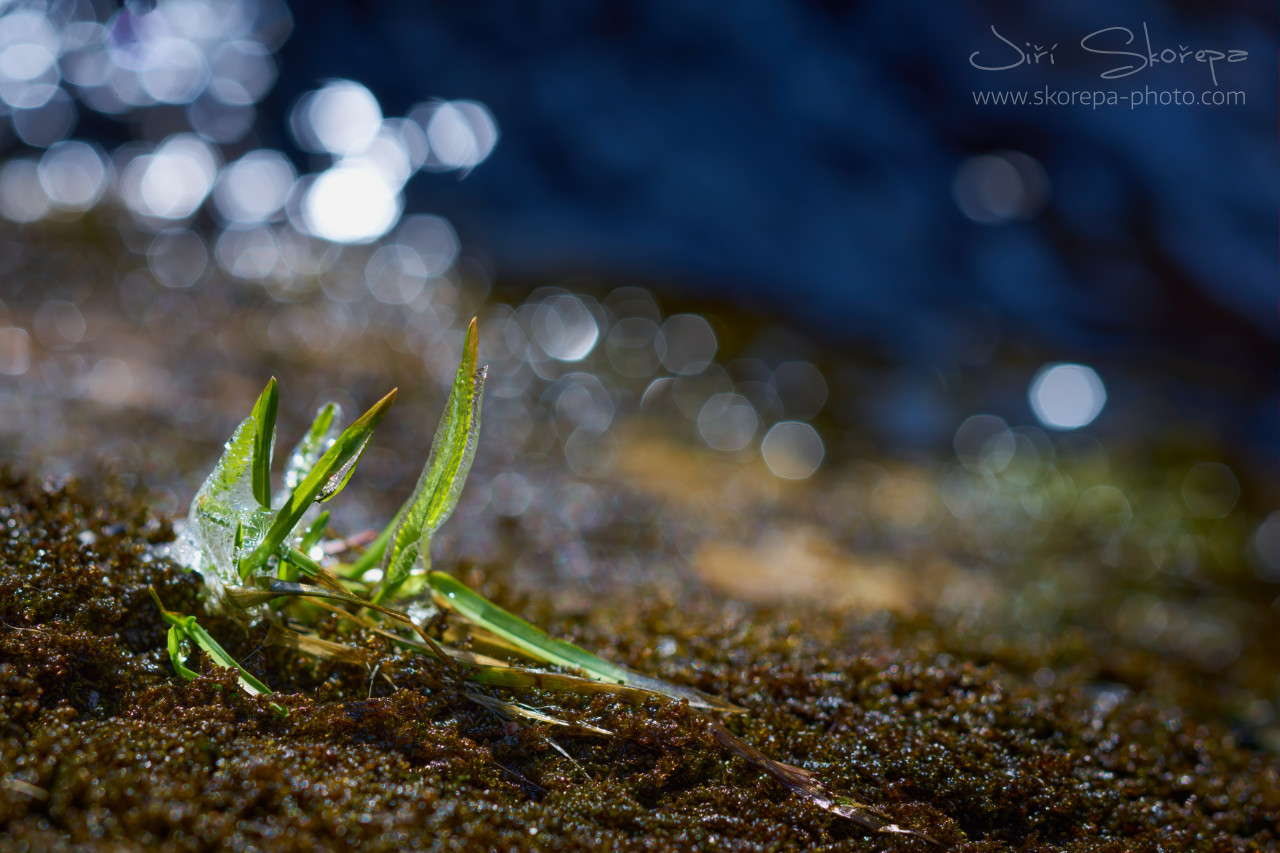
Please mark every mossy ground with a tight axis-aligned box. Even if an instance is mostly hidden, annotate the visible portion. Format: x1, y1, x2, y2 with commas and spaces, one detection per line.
1, 222, 1275, 848
1, 466, 1277, 851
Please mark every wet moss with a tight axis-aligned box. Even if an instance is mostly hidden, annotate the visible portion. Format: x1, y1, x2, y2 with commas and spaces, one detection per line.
1, 464, 1278, 851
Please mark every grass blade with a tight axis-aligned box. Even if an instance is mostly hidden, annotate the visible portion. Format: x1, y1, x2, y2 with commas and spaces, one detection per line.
704, 718, 942, 846
149, 588, 273, 696
428, 570, 631, 681
241, 580, 458, 670
459, 660, 929, 838
278, 403, 340, 498
299, 511, 330, 553
461, 662, 682, 705
239, 389, 396, 580
427, 571, 742, 712
341, 523, 392, 578
207, 419, 255, 500
166, 625, 198, 681
250, 378, 278, 509
464, 690, 613, 737
373, 318, 485, 603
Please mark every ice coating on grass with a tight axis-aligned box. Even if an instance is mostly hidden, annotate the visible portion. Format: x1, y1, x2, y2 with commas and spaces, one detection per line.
171, 400, 352, 605
377, 365, 486, 599
317, 431, 368, 502
276, 403, 343, 500
422, 365, 487, 539
172, 400, 350, 606
171, 416, 276, 601
405, 600, 439, 626
273, 402, 343, 548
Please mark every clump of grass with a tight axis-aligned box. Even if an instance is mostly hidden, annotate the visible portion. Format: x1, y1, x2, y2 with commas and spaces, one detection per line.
156, 317, 941, 846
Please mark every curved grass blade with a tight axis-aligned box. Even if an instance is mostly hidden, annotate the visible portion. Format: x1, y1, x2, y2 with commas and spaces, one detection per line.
239, 389, 396, 580
428, 571, 631, 681
149, 588, 273, 696
704, 718, 942, 847
373, 318, 485, 603
267, 622, 370, 667
250, 377, 278, 509
427, 571, 742, 713
166, 625, 198, 681
232, 520, 245, 579
461, 662, 685, 705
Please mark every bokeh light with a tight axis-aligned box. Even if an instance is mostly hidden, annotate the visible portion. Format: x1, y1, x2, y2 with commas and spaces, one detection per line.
301, 160, 402, 244
38, 140, 109, 211
656, 314, 716, 375
32, 300, 85, 350
414, 99, 499, 172
1028, 363, 1106, 430
1180, 462, 1240, 519
761, 421, 824, 479
953, 151, 1051, 224
532, 293, 599, 362
120, 133, 219, 221
292, 79, 382, 157
394, 214, 459, 276
0, 326, 31, 375
697, 393, 758, 452
954, 414, 1014, 473
149, 229, 209, 288
0, 158, 51, 222
1253, 513, 1280, 582
213, 149, 296, 224
365, 244, 427, 305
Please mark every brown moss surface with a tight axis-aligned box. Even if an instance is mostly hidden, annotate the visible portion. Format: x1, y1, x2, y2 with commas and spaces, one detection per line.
1, 465, 1278, 851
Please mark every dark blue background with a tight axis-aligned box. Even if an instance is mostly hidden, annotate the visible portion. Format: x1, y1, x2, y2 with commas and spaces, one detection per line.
271, 0, 1276, 448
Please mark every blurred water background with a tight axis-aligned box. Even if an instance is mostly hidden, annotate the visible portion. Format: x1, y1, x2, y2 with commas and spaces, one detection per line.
0, 0, 1277, 731
0, 0, 1272, 448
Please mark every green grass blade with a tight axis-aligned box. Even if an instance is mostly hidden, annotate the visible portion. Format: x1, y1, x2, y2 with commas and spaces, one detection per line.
263, 579, 434, 628
232, 520, 245, 578
299, 511, 330, 553
239, 389, 396, 580
284, 547, 324, 579
461, 662, 674, 705
428, 571, 743, 712
341, 523, 392, 578
207, 420, 255, 500
373, 318, 485, 603
315, 441, 369, 503
279, 403, 340, 498
179, 388, 274, 587
250, 378, 278, 509
149, 589, 272, 696
183, 620, 273, 696
166, 625, 198, 681
281, 517, 328, 583
427, 571, 632, 681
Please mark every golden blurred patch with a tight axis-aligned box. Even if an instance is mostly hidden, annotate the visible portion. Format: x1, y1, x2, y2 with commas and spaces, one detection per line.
694, 526, 916, 612
613, 428, 782, 509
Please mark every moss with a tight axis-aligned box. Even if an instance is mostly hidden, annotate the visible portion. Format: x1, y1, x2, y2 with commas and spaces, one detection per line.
0, 464, 1278, 851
